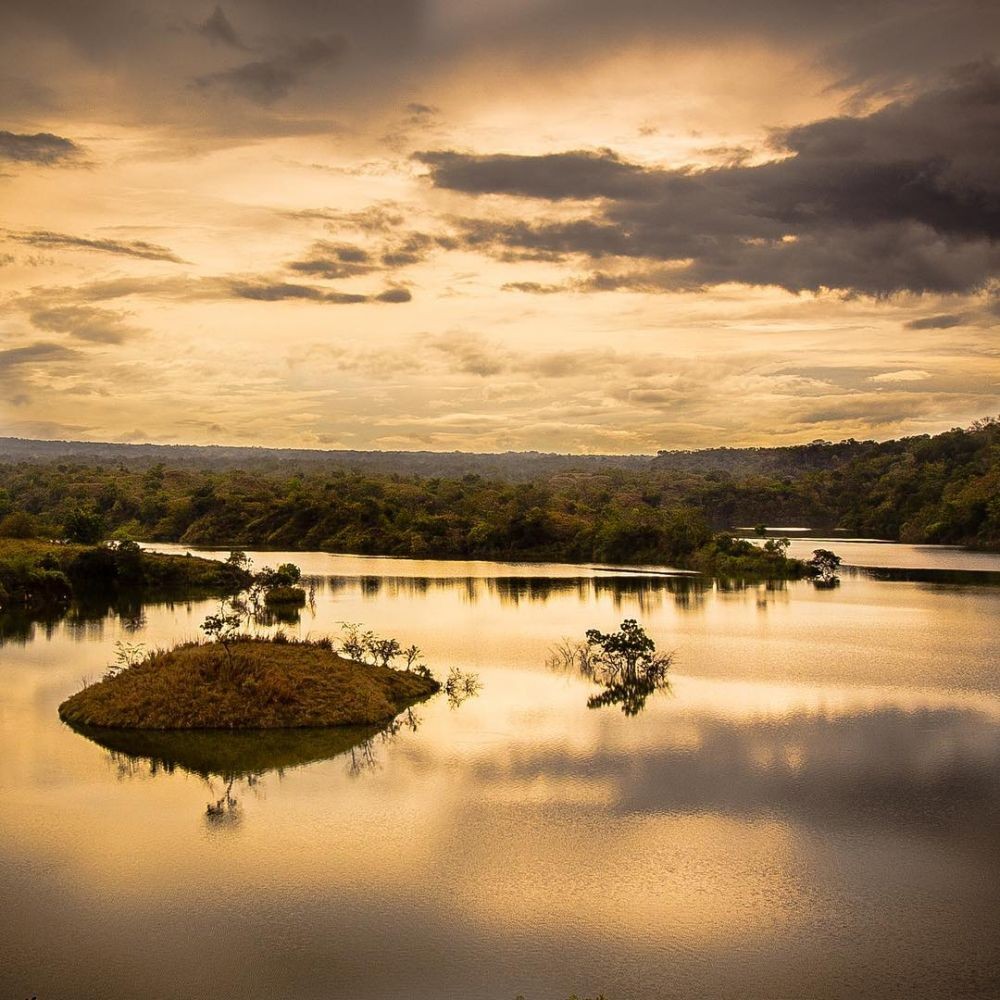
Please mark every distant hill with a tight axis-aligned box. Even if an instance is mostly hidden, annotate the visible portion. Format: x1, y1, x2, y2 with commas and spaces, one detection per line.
0, 434, 881, 480
650, 439, 881, 477
0, 419, 997, 552
0, 436, 650, 480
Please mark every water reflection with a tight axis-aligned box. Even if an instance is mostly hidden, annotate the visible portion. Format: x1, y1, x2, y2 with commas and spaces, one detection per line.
69, 710, 422, 825
325, 573, 716, 609
3, 547, 1000, 1000
468, 702, 1000, 860
0, 591, 178, 644
8, 564, 997, 649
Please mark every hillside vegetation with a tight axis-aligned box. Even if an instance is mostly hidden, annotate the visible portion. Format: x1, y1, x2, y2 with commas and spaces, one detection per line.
1, 419, 996, 563
0, 538, 250, 612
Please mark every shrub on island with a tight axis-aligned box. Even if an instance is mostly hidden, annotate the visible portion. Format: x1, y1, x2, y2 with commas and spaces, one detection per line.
263, 585, 307, 606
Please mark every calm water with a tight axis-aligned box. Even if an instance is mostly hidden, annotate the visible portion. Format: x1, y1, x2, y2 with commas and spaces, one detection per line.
1, 545, 999, 999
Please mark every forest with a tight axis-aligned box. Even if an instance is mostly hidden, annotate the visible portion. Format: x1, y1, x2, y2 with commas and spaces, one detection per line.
0, 419, 996, 567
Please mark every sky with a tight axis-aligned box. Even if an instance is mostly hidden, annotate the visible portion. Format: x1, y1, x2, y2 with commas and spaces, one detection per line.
0, 0, 998, 454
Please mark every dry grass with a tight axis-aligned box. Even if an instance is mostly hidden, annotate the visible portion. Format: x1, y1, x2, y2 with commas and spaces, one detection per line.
59, 637, 439, 730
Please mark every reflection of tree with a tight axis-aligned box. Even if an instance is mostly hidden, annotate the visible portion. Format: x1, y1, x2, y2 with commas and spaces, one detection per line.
321, 573, 712, 611
585, 676, 669, 716
74, 712, 422, 824
347, 707, 421, 776
205, 776, 241, 826
445, 667, 481, 709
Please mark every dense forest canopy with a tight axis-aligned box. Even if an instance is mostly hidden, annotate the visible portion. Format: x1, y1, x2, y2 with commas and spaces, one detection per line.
0, 419, 997, 562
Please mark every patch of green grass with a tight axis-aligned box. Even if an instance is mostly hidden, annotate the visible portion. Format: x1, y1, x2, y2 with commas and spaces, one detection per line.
58, 636, 440, 730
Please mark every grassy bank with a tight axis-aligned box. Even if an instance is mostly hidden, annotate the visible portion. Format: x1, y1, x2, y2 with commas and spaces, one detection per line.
58, 636, 440, 729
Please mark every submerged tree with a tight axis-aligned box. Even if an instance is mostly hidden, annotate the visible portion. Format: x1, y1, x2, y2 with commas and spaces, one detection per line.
808, 548, 842, 586
548, 618, 674, 716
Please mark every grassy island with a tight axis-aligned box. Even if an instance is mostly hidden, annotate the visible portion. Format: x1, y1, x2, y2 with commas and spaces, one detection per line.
58, 636, 440, 730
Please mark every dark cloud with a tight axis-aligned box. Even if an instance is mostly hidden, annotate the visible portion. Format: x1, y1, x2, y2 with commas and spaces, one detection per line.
28, 304, 143, 344
0, 130, 81, 165
289, 241, 376, 279
7, 230, 184, 262
437, 0, 1000, 99
223, 278, 408, 304
415, 149, 644, 201
502, 281, 564, 294
905, 313, 968, 330
1, 0, 996, 139
419, 63, 1000, 296
375, 286, 412, 303
194, 35, 347, 104
0, 341, 81, 368
287, 231, 440, 278
198, 6, 246, 49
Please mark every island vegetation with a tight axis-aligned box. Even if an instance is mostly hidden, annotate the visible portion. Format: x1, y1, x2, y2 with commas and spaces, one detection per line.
57, 558, 442, 731
58, 634, 439, 730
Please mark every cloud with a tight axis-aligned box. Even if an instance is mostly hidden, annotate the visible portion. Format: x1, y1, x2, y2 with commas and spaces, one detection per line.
905, 313, 967, 330
1, 0, 997, 144
502, 281, 564, 294
375, 286, 412, 303
194, 36, 347, 104
415, 148, 645, 201
0, 130, 81, 165
0, 341, 81, 368
222, 278, 408, 304
198, 6, 246, 50
431, 0, 1000, 99
424, 332, 648, 381
288, 241, 377, 279
7, 230, 184, 263
418, 62, 1000, 296
28, 304, 143, 344
868, 369, 933, 384
428, 332, 508, 376
287, 231, 440, 278
284, 204, 408, 233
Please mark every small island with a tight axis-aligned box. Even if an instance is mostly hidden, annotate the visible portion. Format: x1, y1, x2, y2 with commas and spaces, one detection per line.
58, 635, 439, 730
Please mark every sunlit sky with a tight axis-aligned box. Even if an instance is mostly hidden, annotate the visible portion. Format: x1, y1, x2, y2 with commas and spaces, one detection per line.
1, 0, 997, 452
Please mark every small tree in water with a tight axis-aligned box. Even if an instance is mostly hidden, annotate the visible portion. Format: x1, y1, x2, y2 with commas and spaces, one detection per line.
582, 619, 673, 716
808, 548, 842, 586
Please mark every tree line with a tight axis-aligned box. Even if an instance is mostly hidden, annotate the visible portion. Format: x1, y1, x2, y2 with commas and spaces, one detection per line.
0, 418, 996, 564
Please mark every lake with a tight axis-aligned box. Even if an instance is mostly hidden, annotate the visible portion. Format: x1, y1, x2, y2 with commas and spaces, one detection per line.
1, 543, 998, 999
